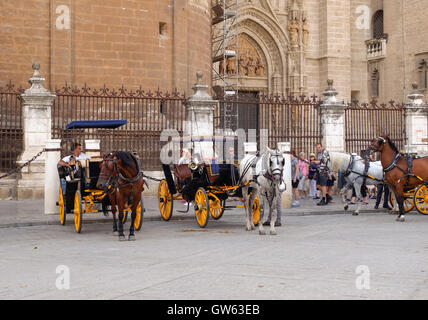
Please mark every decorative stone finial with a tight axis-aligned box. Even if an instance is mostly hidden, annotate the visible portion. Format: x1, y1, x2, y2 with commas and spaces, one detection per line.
196, 71, 203, 85
407, 82, 425, 107
22, 62, 52, 96
32, 61, 41, 77
189, 71, 212, 101
322, 79, 339, 104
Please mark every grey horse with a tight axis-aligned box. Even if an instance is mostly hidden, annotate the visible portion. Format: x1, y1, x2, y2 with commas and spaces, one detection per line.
239, 147, 285, 235
323, 152, 385, 215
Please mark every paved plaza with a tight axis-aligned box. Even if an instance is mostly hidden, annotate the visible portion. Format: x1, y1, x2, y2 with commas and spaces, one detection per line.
0, 196, 428, 300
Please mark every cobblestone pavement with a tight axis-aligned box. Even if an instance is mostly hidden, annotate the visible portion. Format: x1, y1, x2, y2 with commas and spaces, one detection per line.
0, 198, 427, 299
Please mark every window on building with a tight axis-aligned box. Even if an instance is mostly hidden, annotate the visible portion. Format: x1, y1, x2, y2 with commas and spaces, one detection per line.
371, 69, 380, 97
372, 10, 384, 39
418, 59, 428, 91
159, 22, 167, 36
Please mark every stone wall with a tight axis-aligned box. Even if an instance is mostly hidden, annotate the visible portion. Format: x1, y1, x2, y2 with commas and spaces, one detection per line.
0, 0, 212, 95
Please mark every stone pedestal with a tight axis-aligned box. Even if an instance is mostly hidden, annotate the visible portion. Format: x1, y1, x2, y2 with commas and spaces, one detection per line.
44, 139, 61, 214
404, 84, 428, 155
17, 63, 56, 200
184, 72, 216, 161
320, 80, 347, 152
277, 142, 292, 209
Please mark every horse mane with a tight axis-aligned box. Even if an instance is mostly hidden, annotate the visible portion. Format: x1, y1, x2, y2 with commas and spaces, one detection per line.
386, 137, 399, 153
116, 151, 138, 170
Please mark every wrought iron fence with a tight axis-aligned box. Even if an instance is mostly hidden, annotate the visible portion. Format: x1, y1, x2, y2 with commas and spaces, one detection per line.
345, 100, 405, 155
52, 84, 186, 170
0, 82, 23, 172
215, 93, 323, 156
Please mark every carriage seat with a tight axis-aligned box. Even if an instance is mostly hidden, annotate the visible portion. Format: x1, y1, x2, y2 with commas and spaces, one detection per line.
173, 164, 192, 181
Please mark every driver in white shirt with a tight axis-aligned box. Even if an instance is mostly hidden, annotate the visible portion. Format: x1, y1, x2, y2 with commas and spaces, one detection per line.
58, 142, 91, 168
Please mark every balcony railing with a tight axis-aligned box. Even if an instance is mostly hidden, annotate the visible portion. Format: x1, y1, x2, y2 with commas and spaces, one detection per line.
366, 38, 387, 60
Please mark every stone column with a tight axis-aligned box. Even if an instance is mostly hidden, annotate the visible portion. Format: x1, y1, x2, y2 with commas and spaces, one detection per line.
277, 142, 292, 209
44, 139, 61, 214
184, 71, 216, 161
17, 63, 56, 200
320, 80, 347, 152
404, 83, 428, 155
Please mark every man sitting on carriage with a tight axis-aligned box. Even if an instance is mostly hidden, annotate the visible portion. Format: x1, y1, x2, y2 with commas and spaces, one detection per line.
57, 142, 91, 213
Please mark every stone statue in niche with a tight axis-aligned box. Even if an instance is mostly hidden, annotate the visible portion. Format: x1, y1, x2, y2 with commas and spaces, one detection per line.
288, 18, 300, 45
218, 36, 265, 77
302, 19, 309, 46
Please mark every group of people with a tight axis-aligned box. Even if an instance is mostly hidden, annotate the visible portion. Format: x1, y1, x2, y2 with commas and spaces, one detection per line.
290, 143, 335, 207
289, 143, 392, 210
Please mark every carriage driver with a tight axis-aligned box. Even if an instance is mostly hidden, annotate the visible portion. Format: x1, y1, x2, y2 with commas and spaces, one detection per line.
58, 142, 91, 169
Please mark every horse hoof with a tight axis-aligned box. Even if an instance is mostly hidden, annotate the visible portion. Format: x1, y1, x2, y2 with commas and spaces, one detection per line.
396, 216, 405, 222
259, 230, 266, 235
352, 212, 359, 216
270, 230, 277, 236
119, 235, 126, 241
128, 235, 135, 241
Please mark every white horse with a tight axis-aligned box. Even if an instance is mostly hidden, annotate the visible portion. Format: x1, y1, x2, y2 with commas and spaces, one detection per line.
239, 148, 285, 235
325, 152, 386, 215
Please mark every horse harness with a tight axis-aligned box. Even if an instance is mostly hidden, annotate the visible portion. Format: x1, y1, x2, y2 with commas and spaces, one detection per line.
383, 152, 425, 186
342, 154, 384, 183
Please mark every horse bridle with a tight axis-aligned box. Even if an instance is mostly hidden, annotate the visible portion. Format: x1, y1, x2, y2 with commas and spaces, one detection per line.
265, 154, 285, 181
100, 154, 142, 191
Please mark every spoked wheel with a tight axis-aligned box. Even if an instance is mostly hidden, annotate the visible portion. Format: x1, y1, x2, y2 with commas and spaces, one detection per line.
413, 185, 428, 215
209, 197, 224, 220
74, 191, 83, 233
194, 188, 209, 228
134, 196, 144, 231
390, 191, 414, 213
252, 196, 261, 226
59, 186, 66, 226
158, 179, 173, 221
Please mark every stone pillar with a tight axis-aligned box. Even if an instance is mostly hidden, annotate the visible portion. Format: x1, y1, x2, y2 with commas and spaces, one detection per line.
320, 80, 346, 152
44, 139, 61, 214
244, 142, 257, 155
184, 71, 216, 161
277, 142, 292, 209
404, 84, 428, 155
17, 63, 56, 200
85, 139, 101, 158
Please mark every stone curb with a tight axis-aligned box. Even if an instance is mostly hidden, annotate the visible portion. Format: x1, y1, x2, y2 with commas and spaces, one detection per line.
0, 208, 401, 229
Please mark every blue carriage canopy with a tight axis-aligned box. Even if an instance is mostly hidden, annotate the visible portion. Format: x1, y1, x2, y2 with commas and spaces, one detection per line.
65, 120, 127, 130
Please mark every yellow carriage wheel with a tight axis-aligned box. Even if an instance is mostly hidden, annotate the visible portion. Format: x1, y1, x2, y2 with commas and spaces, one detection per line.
252, 196, 261, 226
134, 196, 144, 231
209, 197, 224, 220
413, 185, 428, 215
59, 186, 66, 226
194, 188, 209, 228
158, 179, 173, 221
389, 191, 414, 213
74, 191, 83, 233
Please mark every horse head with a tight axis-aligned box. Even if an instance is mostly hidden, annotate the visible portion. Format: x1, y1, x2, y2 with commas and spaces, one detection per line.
96, 152, 118, 190
370, 134, 389, 152
266, 147, 285, 182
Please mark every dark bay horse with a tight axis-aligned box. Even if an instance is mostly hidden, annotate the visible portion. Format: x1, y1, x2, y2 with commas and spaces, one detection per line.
370, 136, 428, 222
97, 152, 144, 240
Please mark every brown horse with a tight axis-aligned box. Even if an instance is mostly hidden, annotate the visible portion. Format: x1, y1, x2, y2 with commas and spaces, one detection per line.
370, 136, 428, 222
97, 152, 144, 240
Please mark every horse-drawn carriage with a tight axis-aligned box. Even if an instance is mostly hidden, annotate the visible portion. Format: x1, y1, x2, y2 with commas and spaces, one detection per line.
57, 120, 144, 233
157, 137, 261, 228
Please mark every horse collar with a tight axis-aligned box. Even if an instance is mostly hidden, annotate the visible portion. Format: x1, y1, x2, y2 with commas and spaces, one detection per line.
383, 153, 400, 173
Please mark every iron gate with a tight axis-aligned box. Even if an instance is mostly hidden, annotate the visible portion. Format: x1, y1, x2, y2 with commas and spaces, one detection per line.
345, 100, 405, 155
52, 84, 186, 170
215, 93, 322, 156
0, 82, 23, 172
